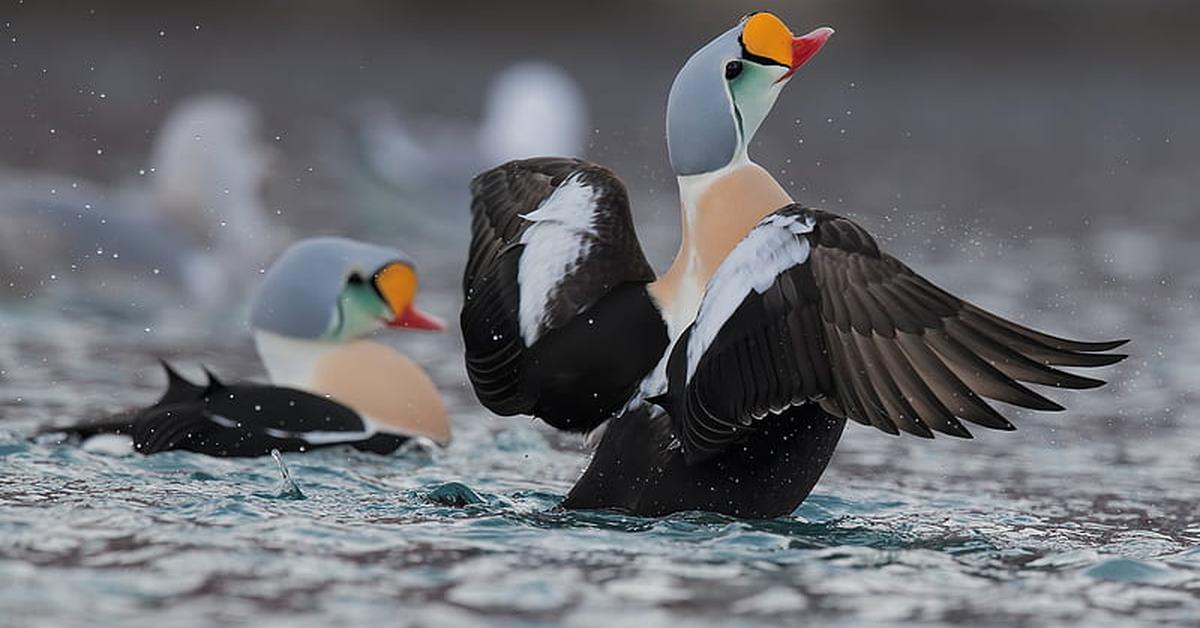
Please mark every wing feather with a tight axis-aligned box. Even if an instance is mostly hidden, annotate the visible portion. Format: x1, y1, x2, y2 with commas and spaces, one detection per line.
657, 206, 1126, 463
461, 158, 665, 432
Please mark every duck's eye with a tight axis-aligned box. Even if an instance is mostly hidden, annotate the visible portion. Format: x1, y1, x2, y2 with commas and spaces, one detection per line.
347, 272, 365, 285
725, 60, 743, 80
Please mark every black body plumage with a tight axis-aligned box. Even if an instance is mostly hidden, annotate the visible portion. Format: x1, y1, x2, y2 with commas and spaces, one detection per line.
562, 403, 845, 518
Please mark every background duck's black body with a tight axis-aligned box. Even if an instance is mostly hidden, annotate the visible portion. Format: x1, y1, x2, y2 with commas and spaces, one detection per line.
563, 404, 846, 519
47, 364, 409, 457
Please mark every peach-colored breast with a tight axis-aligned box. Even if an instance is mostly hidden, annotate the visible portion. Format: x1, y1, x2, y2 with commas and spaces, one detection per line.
691, 163, 793, 279
650, 163, 793, 325
310, 340, 451, 445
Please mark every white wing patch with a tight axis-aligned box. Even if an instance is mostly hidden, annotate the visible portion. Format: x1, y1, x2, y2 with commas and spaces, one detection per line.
517, 173, 598, 345
685, 212, 815, 383
209, 413, 374, 445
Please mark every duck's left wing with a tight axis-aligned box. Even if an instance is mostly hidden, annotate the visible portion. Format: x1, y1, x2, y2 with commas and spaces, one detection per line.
462, 158, 667, 432
657, 206, 1127, 463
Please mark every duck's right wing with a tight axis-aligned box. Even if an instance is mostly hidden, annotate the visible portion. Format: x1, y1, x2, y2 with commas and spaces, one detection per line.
657, 206, 1127, 463
462, 158, 668, 432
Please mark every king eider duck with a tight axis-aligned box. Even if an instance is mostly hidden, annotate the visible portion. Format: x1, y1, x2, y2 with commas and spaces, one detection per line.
460, 12, 1128, 519
46, 237, 450, 457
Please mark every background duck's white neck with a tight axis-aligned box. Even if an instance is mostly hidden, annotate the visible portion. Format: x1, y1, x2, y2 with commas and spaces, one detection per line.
252, 329, 339, 389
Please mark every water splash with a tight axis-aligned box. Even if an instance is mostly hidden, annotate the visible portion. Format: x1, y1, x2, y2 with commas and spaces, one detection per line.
428, 482, 484, 507
266, 448, 305, 500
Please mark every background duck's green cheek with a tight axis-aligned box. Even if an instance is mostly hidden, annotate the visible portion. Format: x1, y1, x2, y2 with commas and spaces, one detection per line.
328, 283, 389, 340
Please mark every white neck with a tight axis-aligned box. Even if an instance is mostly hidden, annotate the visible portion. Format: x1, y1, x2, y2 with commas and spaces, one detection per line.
643, 154, 763, 397
252, 329, 339, 389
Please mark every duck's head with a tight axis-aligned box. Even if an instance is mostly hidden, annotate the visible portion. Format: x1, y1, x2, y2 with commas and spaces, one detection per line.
667, 12, 833, 176
250, 237, 444, 343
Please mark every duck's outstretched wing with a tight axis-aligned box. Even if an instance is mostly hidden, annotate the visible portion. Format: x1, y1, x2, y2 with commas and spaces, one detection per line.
462, 158, 668, 432
656, 206, 1128, 463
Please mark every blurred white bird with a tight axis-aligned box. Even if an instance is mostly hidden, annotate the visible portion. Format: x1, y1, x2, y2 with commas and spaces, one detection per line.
333, 61, 589, 241
478, 61, 590, 166
0, 94, 283, 319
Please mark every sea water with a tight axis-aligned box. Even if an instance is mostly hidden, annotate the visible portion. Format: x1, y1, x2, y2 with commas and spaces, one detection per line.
1, 234, 1197, 627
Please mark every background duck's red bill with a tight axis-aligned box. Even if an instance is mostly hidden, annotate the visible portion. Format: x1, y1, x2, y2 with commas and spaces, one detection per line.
386, 305, 446, 331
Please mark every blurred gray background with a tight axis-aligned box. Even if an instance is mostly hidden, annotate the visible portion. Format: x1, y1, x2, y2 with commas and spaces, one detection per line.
3, 1, 1197, 248
1, 1, 1196, 386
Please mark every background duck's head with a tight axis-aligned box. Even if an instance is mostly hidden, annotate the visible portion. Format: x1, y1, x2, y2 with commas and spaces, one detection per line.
666, 12, 833, 176
250, 236, 444, 343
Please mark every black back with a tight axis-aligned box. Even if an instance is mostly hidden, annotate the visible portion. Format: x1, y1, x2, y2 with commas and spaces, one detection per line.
131, 378, 384, 457
47, 364, 408, 458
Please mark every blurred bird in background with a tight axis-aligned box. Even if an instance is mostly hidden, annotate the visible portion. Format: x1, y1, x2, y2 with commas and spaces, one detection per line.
0, 94, 284, 323
331, 61, 589, 241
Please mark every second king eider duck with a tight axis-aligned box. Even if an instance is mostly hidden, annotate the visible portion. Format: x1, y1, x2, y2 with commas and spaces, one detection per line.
460, 12, 1127, 518
49, 237, 451, 456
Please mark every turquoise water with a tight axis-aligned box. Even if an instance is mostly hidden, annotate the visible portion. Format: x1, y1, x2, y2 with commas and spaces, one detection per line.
2, 241, 1198, 626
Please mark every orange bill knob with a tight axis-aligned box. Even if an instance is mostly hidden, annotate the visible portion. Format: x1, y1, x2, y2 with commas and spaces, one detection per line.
374, 262, 446, 331
742, 12, 795, 67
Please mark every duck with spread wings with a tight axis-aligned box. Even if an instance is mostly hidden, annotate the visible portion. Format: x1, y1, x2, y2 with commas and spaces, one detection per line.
460, 12, 1126, 518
